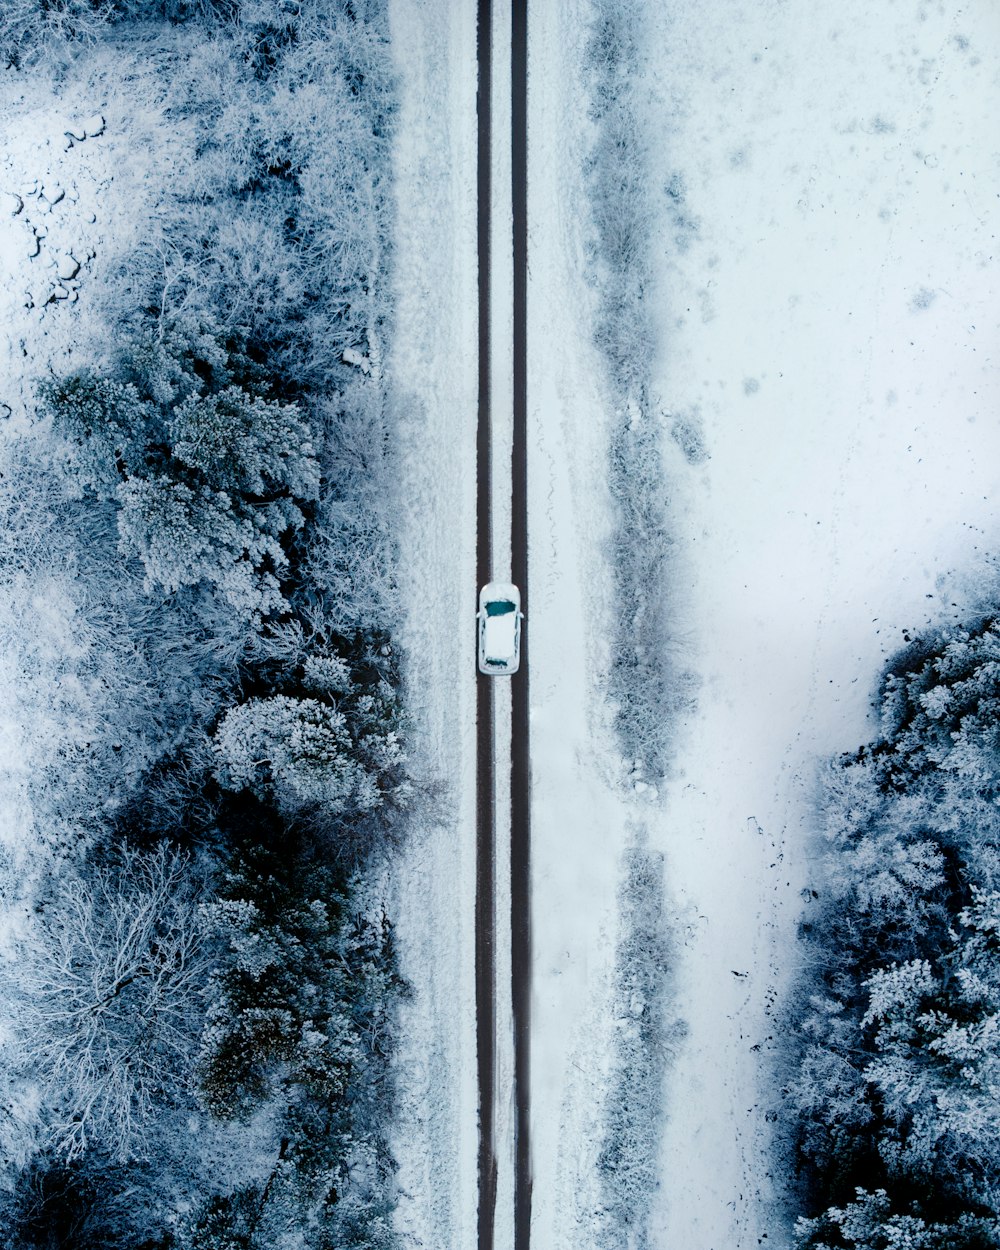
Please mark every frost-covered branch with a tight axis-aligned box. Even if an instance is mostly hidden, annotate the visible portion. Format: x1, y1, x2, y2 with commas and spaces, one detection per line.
19, 844, 212, 1162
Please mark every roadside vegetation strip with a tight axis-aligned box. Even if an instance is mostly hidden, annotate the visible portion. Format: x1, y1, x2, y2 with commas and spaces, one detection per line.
787, 613, 1000, 1248
577, 4, 690, 1245
0, 3, 408, 1247
594, 838, 686, 1250
583, 0, 695, 791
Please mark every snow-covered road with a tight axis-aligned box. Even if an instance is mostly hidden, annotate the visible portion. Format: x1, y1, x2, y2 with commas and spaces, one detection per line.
387, 0, 479, 1244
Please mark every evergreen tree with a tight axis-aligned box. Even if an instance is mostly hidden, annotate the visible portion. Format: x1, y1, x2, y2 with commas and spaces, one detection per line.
169, 386, 318, 502
212, 696, 376, 814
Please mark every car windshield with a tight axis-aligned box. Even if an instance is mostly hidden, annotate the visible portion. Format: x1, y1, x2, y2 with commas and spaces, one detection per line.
485, 599, 516, 617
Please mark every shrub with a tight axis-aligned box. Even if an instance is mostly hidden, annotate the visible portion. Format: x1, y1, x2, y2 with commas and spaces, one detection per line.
595, 843, 685, 1247
584, 0, 692, 781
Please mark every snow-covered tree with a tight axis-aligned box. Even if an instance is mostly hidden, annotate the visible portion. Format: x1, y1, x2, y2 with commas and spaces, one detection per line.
193, 836, 400, 1245
19, 844, 211, 1163
212, 695, 378, 814
43, 320, 320, 622
794, 1188, 1000, 1250
792, 613, 1000, 1226
40, 372, 157, 496
117, 474, 288, 616
168, 386, 319, 502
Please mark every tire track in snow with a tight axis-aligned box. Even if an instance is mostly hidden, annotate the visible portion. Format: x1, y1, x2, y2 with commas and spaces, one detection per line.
476, 0, 498, 1246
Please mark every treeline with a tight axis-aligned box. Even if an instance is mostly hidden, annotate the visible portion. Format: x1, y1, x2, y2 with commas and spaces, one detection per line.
787, 616, 1000, 1249
0, 1, 405, 1246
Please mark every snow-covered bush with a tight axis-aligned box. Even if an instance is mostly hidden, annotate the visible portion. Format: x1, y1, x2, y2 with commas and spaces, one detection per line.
584, 0, 695, 781
305, 384, 400, 633
585, 0, 655, 390
594, 843, 686, 1248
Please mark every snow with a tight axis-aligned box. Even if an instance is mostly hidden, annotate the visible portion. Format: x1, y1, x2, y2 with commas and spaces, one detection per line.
0, 72, 162, 413
642, 1, 1000, 1245
0, 0, 988, 1242
492, 0, 998, 1247
342, 347, 372, 373
385, 0, 480, 1245
525, 4, 637, 1248
483, 616, 517, 666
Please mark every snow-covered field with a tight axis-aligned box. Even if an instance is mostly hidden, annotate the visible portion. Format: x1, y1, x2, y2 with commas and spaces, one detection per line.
390, 0, 1000, 1248
645, 3, 1000, 1245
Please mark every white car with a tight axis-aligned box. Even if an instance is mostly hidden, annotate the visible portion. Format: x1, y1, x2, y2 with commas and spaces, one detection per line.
477, 583, 523, 675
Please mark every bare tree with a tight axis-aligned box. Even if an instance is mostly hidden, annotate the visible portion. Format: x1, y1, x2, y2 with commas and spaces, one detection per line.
20, 844, 212, 1162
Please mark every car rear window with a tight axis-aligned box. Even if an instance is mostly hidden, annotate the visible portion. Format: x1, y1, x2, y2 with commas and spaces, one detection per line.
485, 599, 516, 617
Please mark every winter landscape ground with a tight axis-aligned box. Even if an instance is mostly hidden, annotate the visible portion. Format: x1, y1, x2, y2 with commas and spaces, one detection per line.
1, 0, 999, 1248
392, 1, 1000, 1246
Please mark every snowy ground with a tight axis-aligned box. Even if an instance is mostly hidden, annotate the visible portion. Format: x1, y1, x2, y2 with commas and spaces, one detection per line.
525, 1, 642, 1246
392, 1, 1000, 1248
644, 2, 1000, 1246
0, 55, 135, 951
386, 1, 480, 1245
0, 40, 207, 418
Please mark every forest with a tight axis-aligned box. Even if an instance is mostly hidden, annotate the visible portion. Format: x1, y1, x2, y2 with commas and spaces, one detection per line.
787, 612, 1000, 1249
0, 1, 406, 1246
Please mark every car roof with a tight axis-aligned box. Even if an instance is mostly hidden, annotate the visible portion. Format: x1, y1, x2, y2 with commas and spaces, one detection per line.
483, 615, 516, 660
